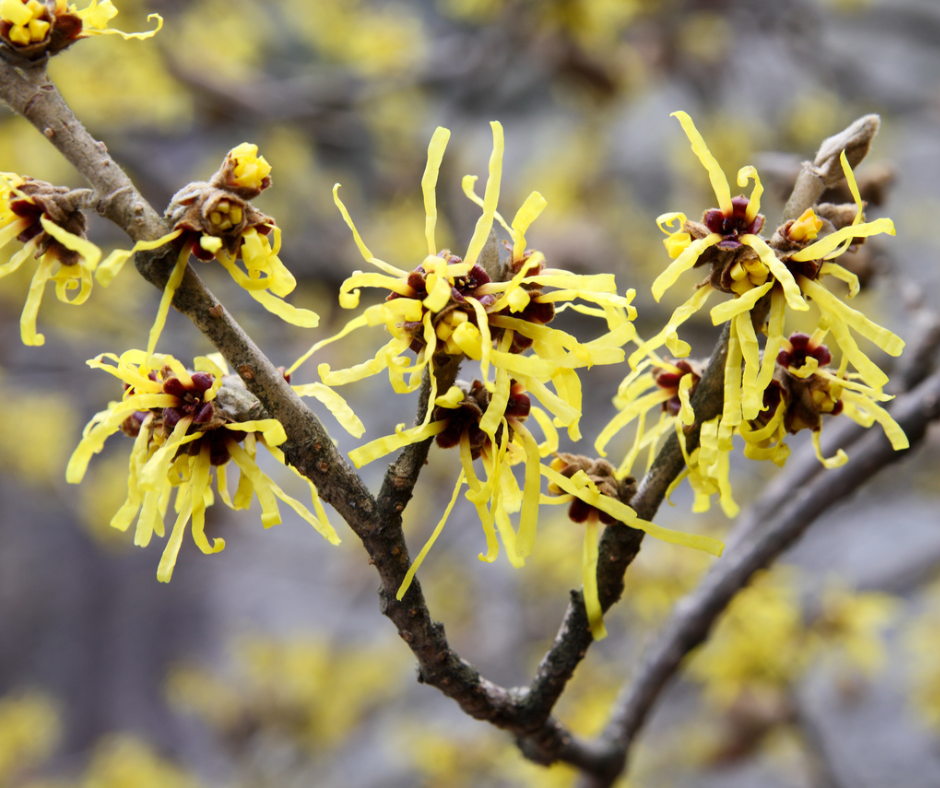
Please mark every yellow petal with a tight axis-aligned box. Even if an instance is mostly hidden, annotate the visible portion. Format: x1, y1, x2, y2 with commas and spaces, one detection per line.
583, 519, 606, 640
422, 127, 451, 256
512, 421, 542, 559
800, 276, 904, 357
224, 419, 287, 447
812, 429, 848, 469
510, 191, 548, 262
650, 232, 720, 301
96, 230, 182, 286
249, 288, 320, 327
791, 218, 896, 263
19, 254, 55, 346
146, 247, 189, 357
156, 491, 192, 583
540, 465, 724, 556
709, 280, 774, 325
820, 262, 860, 299
737, 165, 764, 224
348, 419, 448, 468
39, 215, 101, 270
841, 391, 909, 450
292, 382, 365, 437
735, 311, 762, 421
463, 121, 504, 268
671, 111, 733, 216
756, 288, 786, 393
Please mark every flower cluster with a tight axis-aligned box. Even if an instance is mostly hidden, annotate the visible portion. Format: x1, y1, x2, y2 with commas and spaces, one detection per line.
97, 142, 319, 357
293, 123, 636, 454
606, 111, 907, 513
736, 330, 907, 469
66, 350, 338, 581
0, 0, 161, 61
284, 122, 723, 616
0, 173, 101, 345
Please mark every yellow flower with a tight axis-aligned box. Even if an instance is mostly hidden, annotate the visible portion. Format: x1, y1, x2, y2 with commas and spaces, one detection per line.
596, 354, 702, 477
293, 121, 636, 470
96, 143, 318, 358
286, 121, 643, 585
0, 173, 101, 345
637, 112, 901, 435
740, 331, 908, 471
65, 350, 339, 582
228, 142, 272, 192
0, 0, 161, 56
70, 0, 162, 39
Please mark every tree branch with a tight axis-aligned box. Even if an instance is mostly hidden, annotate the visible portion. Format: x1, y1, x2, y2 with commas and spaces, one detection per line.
0, 56, 585, 759
574, 363, 940, 788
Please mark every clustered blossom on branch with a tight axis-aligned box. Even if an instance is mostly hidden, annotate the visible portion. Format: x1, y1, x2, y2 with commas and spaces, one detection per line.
0, 0, 161, 60
0, 4, 927, 784
97, 141, 320, 357
0, 173, 100, 345
66, 351, 338, 581
284, 122, 723, 637
602, 111, 908, 515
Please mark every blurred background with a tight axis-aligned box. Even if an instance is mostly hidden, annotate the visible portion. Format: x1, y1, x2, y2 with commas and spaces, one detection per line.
2, 0, 940, 786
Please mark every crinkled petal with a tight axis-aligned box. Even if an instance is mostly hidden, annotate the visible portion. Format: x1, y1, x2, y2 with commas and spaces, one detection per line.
292, 382, 365, 437
651, 233, 719, 301
422, 127, 451, 256
812, 429, 848, 469
541, 465, 724, 556
629, 285, 712, 367
146, 246, 189, 357
348, 420, 448, 468
582, 519, 606, 640
510, 191, 548, 262
463, 121, 504, 268
791, 218, 896, 263
671, 111, 733, 216
397, 470, 465, 600
39, 216, 101, 270
800, 275, 904, 356
709, 280, 774, 325
248, 288, 319, 327
96, 230, 182, 286
19, 254, 56, 346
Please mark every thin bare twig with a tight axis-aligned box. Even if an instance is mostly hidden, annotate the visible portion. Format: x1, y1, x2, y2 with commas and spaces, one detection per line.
573, 364, 940, 788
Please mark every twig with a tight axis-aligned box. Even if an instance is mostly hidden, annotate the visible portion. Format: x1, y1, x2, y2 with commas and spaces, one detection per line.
517, 323, 732, 728
783, 115, 881, 222
0, 56, 587, 760
4, 62, 913, 786
573, 364, 940, 788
